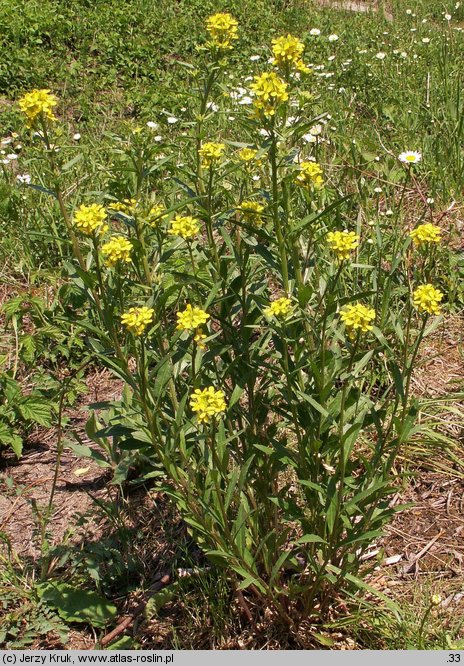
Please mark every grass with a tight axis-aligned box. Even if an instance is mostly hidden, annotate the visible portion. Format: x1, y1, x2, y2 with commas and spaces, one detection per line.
0, 0, 463, 650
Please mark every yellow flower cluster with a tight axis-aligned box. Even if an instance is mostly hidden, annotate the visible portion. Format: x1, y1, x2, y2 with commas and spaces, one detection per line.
147, 204, 167, 228
205, 12, 238, 50
271, 34, 310, 73
409, 223, 441, 247
19, 89, 57, 127
169, 215, 200, 240
264, 297, 292, 319
176, 304, 210, 331
121, 306, 154, 336
327, 231, 360, 261
340, 303, 375, 338
190, 387, 227, 424
295, 161, 324, 189
108, 199, 137, 216
239, 201, 265, 226
413, 284, 443, 315
73, 204, 109, 236
238, 147, 258, 162
193, 330, 207, 349
101, 236, 133, 267
199, 142, 226, 168
250, 72, 289, 117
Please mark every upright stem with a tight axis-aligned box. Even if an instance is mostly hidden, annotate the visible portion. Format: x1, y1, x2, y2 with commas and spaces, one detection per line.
270, 128, 289, 293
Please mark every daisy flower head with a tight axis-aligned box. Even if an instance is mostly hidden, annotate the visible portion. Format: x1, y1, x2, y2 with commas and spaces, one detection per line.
399, 150, 422, 165
205, 12, 238, 50
101, 236, 133, 267
409, 223, 441, 247
413, 284, 443, 315
176, 304, 210, 332
250, 71, 289, 117
327, 230, 359, 261
264, 296, 292, 319
121, 306, 154, 336
190, 387, 227, 424
73, 204, 108, 236
340, 303, 375, 338
19, 89, 58, 127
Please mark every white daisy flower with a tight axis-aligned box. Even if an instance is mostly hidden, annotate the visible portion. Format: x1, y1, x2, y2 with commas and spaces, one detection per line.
16, 174, 31, 184
328, 34, 339, 42
250, 55, 260, 61
73, 133, 81, 141
399, 150, 422, 164
146, 121, 158, 129
310, 28, 321, 36
376, 52, 386, 59
167, 116, 178, 124
302, 133, 317, 143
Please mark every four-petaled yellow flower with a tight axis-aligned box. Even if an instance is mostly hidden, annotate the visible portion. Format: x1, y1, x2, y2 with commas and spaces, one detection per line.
176, 304, 210, 331
108, 199, 137, 216
238, 147, 258, 162
168, 215, 201, 240
413, 284, 443, 315
327, 231, 360, 261
264, 297, 292, 319
121, 306, 154, 336
205, 12, 238, 50
190, 387, 227, 424
199, 142, 226, 169
250, 72, 289, 117
239, 201, 265, 226
340, 303, 375, 338
147, 204, 167, 228
409, 223, 441, 247
73, 204, 109, 236
271, 34, 310, 73
295, 161, 324, 189
101, 236, 133, 267
19, 89, 58, 127
193, 329, 207, 350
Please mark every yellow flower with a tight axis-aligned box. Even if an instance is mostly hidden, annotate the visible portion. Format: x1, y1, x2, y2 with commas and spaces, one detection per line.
190, 387, 227, 424
73, 204, 109, 236
250, 72, 289, 117
413, 284, 443, 315
101, 236, 133, 267
19, 89, 58, 127
205, 12, 238, 50
272, 34, 307, 71
264, 296, 292, 319
239, 201, 265, 226
199, 142, 226, 169
409, 223, 441, 247
168, 215, 201, 240
295, 161, 324, 189
193, 329, 207, 350
121, 306, 154, 336
108, 199, 137, 216
237, 147, 258, 162
431, 594, 442, 606
327, 231, 360, 261
176, 304, 210, 331
340, 303, 375, 338
147, 204, 167, 228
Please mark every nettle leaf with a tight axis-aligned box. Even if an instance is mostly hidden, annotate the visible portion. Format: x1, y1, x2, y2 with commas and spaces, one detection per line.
37, 582, 117, 628
0, 422, 23, 457
18, 398, 53, 427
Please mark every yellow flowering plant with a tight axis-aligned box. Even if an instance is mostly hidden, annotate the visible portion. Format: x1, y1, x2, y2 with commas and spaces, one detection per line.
20, 26, 449, 633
